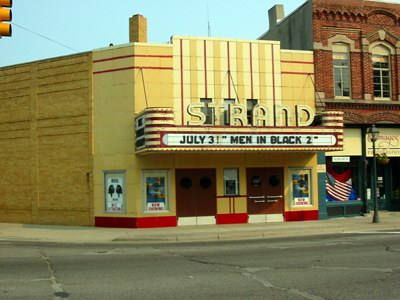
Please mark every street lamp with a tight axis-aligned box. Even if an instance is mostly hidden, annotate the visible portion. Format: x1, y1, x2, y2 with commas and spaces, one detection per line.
367, 125, 380, 223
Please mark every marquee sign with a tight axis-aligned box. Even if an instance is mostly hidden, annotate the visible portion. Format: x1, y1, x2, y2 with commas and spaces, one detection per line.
135, 108, 344, 153
161, 133, 337, 147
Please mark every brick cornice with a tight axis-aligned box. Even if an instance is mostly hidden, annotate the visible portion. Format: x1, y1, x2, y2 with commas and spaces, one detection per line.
325, 100, 400, 111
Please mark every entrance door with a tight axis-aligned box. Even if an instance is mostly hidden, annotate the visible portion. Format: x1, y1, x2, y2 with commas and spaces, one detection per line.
176, 169, 216, 224
246, 168, 284, 221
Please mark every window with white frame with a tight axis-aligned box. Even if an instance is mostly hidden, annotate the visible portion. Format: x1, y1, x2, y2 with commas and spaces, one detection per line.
333, 43, 351, 98
142, 170, 170, 213
372, 45, 391, 99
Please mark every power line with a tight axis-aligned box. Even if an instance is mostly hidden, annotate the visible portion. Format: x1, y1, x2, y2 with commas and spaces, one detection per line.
11, 22, 79, 53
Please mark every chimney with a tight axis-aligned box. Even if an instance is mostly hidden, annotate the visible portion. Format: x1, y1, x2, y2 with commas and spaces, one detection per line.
268, 5, 285, 29
129, 14, 147, 43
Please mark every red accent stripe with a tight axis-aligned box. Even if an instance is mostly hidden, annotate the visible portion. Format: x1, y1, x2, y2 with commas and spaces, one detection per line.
145, 124, 176, 128
145, 117, 175, 121
180, 39, 184, 125
216, 213, 248, 225
227, 41, 231, 99
284, 210, 318, 221
282, 72, 314, 75
94, 66, 172, 74
271, 44, 276, 125
93, 54, 173, 63
204, 40, 208, 98
159, 129, 341, 135
281, 60, 313, 65
250, 43, 254, 99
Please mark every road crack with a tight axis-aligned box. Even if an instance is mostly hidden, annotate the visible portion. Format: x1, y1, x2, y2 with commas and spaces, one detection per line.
40, 250, 69, 300
241, 270, 325, 300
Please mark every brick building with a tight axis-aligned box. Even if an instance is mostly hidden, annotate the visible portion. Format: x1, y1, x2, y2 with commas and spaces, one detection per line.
260, 0, 400, 218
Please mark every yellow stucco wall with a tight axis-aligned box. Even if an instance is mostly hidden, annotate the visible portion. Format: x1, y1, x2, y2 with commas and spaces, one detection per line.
93, 37, 318, 220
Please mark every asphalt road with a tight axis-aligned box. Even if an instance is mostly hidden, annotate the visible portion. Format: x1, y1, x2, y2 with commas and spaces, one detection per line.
1, 233, 400, 300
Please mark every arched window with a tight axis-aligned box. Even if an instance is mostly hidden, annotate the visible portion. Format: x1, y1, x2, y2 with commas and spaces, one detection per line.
333, 43, 351, 98
372, 45, 391, 99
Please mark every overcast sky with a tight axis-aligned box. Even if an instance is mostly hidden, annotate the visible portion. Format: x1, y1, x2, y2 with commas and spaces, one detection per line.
0, 0, 313, 67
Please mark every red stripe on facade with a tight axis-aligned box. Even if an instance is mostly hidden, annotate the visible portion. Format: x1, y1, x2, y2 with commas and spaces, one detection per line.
204, 40, 208, 98
271, 44, 276, 125
159, 129, 340, 135
95, 216, 177, 228
281, 60, 313, 65
93, 54, 173, 63
250, 43, 254, 99
180, 39, 185, 125
145, 117, 175, 121
284, 210, 318, 221
281, 72, 314, 75
94, 66, 173, 74
227, 41, 231, 99
145, 124, 176, 128
216, 213, 248, 225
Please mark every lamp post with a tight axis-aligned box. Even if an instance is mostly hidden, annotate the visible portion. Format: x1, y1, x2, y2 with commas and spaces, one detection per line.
367, 125, 380, 224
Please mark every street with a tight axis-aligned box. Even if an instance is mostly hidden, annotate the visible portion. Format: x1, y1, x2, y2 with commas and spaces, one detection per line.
0, 233, 399, 299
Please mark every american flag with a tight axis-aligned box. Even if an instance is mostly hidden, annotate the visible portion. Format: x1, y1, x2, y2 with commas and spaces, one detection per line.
326, 170, 353, 202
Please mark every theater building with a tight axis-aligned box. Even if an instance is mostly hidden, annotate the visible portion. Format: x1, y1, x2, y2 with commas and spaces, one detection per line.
260, 0, 400, 218
0, 15, 343, 227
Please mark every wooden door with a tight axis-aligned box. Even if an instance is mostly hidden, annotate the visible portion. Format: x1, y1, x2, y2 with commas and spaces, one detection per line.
176, 169, 216, 217
246, 168, 284, 215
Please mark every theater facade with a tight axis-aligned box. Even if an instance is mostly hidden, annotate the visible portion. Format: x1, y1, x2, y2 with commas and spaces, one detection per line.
0, 16, 343, 227
92, 32, 344, 228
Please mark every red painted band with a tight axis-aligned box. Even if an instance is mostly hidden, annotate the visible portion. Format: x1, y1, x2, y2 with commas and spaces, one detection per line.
250, 43, 254, 100
180, 39, 185, 125
204, 40, 208, 98
281, 60, 313, 65
93, 54, 173, 63
94, 66, 173, 74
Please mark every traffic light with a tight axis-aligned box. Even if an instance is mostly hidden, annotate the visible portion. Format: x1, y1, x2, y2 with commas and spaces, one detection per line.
0, 0, 12, 37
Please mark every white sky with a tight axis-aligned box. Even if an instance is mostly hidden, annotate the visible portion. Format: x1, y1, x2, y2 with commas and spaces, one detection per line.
0, 0, 306, 67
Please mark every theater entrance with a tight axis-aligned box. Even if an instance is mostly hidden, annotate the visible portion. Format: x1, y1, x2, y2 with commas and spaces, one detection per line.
246, 167, 284, 222
176, 169, 216, 225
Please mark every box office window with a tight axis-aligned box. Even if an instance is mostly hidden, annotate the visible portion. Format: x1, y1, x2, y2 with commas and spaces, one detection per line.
289, 168, 312, 207
142, 170, 170, 213
104, 171, 126, 213
224, 168, 239, 196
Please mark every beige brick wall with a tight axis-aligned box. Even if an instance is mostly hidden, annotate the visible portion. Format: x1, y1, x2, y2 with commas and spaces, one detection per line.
0, 54, 94, 226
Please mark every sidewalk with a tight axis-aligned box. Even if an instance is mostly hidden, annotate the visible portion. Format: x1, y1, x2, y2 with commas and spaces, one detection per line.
0, 212, 399, 244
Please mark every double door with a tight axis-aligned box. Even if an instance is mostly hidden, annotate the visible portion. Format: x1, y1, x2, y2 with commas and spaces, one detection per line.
247, 168, 284, 216
176, 169, 216, 219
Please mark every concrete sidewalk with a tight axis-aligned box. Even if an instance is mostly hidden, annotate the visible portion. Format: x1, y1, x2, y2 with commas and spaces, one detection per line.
0, 212, 399, 244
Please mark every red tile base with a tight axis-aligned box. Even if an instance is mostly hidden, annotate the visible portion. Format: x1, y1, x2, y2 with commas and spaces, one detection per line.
284, 210, 318, 221
95, 216, 177, 228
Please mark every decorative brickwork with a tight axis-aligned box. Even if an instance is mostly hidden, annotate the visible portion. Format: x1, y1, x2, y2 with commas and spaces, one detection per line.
313, 0, 400, 124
